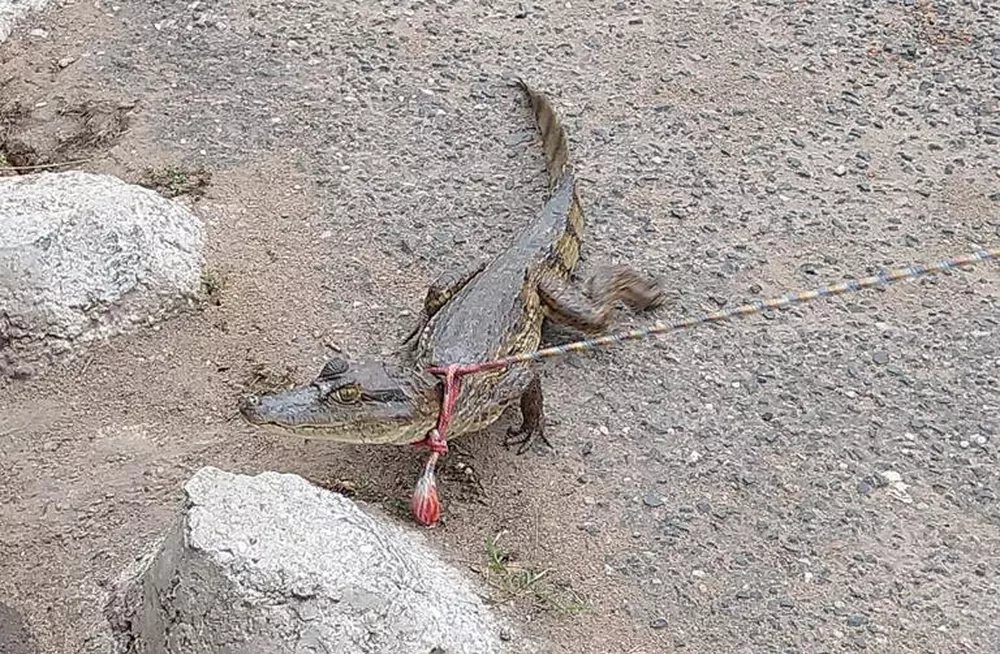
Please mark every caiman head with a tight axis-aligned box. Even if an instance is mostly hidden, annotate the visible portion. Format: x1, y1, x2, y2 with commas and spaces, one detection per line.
238, 356, 441, 445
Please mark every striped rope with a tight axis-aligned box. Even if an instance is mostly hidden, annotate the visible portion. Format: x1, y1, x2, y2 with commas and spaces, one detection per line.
429, 246, 999, 377
409, 246, 999, 526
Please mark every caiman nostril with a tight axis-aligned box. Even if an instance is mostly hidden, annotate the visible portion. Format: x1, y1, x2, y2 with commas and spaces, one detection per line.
238, 395, 260, 417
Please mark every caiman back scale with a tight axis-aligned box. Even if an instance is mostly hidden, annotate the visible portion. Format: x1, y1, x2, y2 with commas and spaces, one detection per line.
239, 78, 664, 451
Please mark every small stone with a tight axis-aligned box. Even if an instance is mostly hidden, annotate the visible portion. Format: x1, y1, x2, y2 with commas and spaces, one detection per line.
847, 615, 869, 627
834, 164, 847, 176
643, 492, 664, 508
58, 56, 76, 68
880, 470, 902, 484
650, 618, 669, 630
873, 350, 889, 365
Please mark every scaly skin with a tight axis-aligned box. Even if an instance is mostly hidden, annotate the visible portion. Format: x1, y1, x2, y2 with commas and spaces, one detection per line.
239, 78, 664, 451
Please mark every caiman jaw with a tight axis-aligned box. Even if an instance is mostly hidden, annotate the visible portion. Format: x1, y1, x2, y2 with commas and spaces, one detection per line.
238, 358, 439, 446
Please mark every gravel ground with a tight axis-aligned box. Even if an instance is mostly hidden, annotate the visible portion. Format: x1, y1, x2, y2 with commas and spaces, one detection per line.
1, 1, 999, 653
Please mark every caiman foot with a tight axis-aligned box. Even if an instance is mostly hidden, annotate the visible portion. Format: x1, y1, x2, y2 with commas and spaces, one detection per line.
504, 420, 551, 455
502, 375, 551, 455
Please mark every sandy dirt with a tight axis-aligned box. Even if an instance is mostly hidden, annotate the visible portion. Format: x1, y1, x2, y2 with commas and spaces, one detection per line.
1, 1, 999, 652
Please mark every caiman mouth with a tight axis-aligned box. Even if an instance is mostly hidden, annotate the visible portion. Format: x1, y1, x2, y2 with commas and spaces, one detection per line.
239, 385, 415, 429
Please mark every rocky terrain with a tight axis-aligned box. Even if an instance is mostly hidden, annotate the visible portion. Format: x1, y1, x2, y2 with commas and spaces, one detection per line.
1, 0, 998, 652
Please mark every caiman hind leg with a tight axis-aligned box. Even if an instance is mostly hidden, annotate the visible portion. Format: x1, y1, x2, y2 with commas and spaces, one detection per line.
402, 259, 488, 347
537, 264, 665, 335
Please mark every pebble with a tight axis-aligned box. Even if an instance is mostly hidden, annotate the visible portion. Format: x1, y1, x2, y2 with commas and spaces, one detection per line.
643, 492, 664, 508
879, 470, 902, 484
847, 615, 869, 628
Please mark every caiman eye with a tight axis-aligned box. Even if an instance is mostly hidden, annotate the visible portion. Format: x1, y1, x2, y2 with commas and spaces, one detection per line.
334, 385, 362, 403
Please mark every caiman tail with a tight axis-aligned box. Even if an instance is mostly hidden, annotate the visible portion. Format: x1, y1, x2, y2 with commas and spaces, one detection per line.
513, 77, 584, 271
514, 77, 573, 185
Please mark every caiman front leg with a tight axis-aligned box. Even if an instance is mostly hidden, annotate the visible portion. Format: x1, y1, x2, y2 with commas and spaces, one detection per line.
491, 365, 551, 455
538, 264, 665, 335
402, 259, 488, 347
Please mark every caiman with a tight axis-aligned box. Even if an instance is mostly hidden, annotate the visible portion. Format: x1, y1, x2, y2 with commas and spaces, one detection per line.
239, 78, 664, 453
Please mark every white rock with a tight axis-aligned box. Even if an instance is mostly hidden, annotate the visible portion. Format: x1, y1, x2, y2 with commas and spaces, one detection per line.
99, 467, 528, 654
0, 172, 204, 375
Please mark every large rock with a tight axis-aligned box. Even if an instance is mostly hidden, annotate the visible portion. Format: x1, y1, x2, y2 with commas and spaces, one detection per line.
101, 467, 529, 654
0, 171, 204, 377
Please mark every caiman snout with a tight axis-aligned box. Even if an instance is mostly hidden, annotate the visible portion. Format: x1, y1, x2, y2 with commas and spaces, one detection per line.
236, 384, 326, 428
